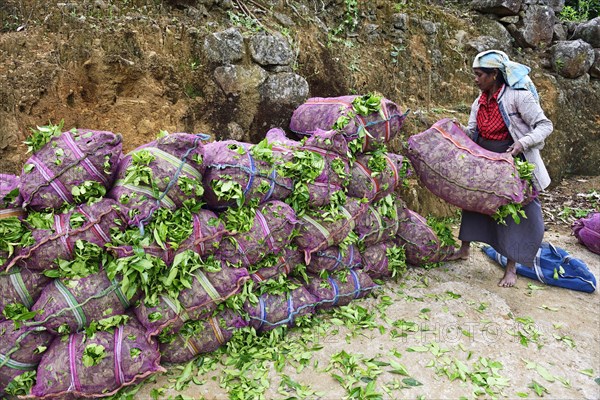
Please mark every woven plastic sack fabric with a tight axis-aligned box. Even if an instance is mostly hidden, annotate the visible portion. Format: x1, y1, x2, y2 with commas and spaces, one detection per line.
250, 248, 303, 284
266, 130, 348, 197
0, 322, 53, 395
306, 244, 361, 274
301, 144, 349, 188
7, 199, 126, 271
108, 133, 206, 227
159, 310, 248, 364
202, 140, 293, 209
215, 201, 298, 268
0, 268, 50, 322
32, 270, 135, 335
175, 209, 226, 258
396, 207, 454, 266
294, 198, 368, 264
289, 95, 407, 152
1, 174, 22, 207
135, 265, 249, 336
355, 198, 402, 246
304, 128, 350, 156
108, 210, 225, 267
406, 118, 528, 215
19, 129, 122, 211
305, 181, 344, 208
483, 243, 597, 293
305, 269, 377, 310
108, 244, 175, 267
267, 143, 345, 206
29, 318, 164, 399
347, 153, 404, 202
265, 128, 302, 148
360, 241, 399, 279
1, 174, 26, 220
244, 286, 316, 332
572, 212, 600, 255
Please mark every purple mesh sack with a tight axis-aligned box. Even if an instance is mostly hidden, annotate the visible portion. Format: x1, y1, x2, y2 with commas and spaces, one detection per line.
244, 286, 316, 332
406, 118, 530, 215
306, 181, 344, 208
300, 145, 349, 188
7, 199, 126, 272
215, 201, 298, 268
354, 195, 402, 246
305, 269, 377, 310
0, 322, 53, 395
19, 129, 122, 210
347, 153, 404, 201
135, 265, 249, 336
0, 268, 50, 322
266, 127, 350, 156
306, 244, 361, 274
267, 142, 346, 206
289, 95, 407, 152
108, 244, 174, 267
175, 209, 226, 258
32, 270, 136, 335
202, 140, 293, 209
108, 133, 206, 227
158, 310, 248, 364
303, 129, 350, 156
360, 241, 406, 279
572, 212, 600, 255
1, 174, 25, 220
28, 318, 164, 399
265, 129, 348, 205
294, 198, 368, 264
395, 207, 455, 266
265, 128, 301, 148
250, 248, 303, 284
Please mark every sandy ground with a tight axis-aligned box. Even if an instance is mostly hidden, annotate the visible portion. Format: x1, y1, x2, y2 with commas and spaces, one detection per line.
137, 223, 600, 400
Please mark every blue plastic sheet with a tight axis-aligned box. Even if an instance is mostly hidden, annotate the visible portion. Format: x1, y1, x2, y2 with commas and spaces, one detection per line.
482, 242, 597, 293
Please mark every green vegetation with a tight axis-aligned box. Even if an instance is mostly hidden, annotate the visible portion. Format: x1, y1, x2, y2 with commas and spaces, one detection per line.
559, 0, 600, 21
0, 217, 34, 264
83, 343, 107, 367
558, 206, 595, 223
24, 121, 64, 154
492, 159, 537, 225
43, 240, 107, 279
4, 371, 37, 396
227, 10, 263, 32
329, 0, 360, 39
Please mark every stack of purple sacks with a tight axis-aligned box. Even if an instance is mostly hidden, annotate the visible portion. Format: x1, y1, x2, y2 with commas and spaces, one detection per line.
1, 94, 457, 398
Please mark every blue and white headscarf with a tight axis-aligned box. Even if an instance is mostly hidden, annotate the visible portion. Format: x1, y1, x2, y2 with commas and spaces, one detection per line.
472, 50, 539, 102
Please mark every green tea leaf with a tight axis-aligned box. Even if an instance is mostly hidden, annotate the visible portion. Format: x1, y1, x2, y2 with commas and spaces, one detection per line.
402, 377, 422, 387
4, 371, 36, 395
82, 343, 107, 367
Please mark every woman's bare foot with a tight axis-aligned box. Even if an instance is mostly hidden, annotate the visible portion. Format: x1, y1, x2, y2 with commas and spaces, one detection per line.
447, 241, 470, 261
498, 261, 517, 287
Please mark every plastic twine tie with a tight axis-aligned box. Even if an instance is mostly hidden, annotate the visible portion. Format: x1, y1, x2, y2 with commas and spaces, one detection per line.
68, 333, 82, 392
138, 134, 205, 235
328, 276, 340, 306
287, 295, 295, 327
257, 296, 266, 331
349, 269, 362, 299
114, 325, 125, 387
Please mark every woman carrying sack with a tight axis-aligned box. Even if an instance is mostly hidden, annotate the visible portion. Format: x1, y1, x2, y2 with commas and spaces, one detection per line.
448, 50, 553, 287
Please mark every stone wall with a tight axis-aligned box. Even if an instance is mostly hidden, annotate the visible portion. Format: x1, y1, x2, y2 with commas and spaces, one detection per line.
0, 0, 598, 199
